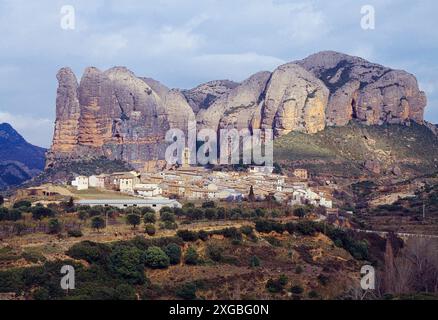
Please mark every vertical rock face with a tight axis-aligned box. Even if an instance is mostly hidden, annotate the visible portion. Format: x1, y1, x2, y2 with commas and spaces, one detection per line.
51, 68, 80, 152
48, 67, 195, 170
260, 63, 329, 136
296, 51, 427, 126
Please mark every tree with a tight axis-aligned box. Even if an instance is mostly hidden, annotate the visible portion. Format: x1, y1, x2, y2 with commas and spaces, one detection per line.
248, 185, 255, 202
31, 206, 55, 220
91, 216, 106, 232
160, 211, 175, 223
176, 282, 197, 300
293, 207, 306, 218
0, 195, 4, 206
13, 200, 31, 209
144, 224, 156, 236
184, 246, 199, 265
165, 243, 182, 265
201, 201, 215, 208
206, 244, 223, 262
143, 212, 156, 224
78, 210, 88, 221
144, 246, 170, 269
48, 218, 61, 234
109, 245, 146, 284
126, 214, 141, 229
273, 162, 282, 174
141, 207, 155, 214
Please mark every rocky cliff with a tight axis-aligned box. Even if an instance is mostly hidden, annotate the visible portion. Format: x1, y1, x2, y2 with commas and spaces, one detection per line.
47, 51, 428, 169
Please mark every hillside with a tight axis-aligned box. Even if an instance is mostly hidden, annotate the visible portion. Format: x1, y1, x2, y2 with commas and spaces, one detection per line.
274, 121, 438, 178
0, 123, 46, 190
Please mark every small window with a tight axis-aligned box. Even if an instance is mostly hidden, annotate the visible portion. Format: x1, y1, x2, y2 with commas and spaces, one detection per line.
124, 204, 128, 207
152, 204, 157, 207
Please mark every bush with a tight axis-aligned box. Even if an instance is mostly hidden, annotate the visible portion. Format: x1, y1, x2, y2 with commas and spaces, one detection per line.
197, 230, 209, 241
141, 207, 155, 214
0, 208, 22, 221
177, 230, 198, 242
143, 212, 156, 224
144, 224, 156, 236
160, 221, 178, 230
290, 285, 304, 294
240, 225, 253, 236
293, 207, 306, 218
308, 290, 319, 299
201, 201, 216, 208
66, 241, 111, 264
47, 218, 62, 234
31, 206, 55, 220
266, 278, 284, 293
206, 244, 223, 262
317, 274, 329, 286
159, 206, 173, 214
77, 210, 88, 221
295, 265, 303, 274
144, 246, 170, 269
13, 200, 31, 209
176, 282, 197, 300
109, 245, 146, 284
67, 229, 83, 238
126, 214, 141, 229
160, 211, 176, 223
164, 243, 182, 265
184, 246, 199, 265
91, 216, 105, 231
249, 255, 260, 267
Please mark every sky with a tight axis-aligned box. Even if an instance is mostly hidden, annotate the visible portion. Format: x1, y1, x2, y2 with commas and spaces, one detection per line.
0, 0, 437, 147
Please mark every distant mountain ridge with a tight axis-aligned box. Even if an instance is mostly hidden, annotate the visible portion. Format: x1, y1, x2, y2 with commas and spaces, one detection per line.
0, 123, 46, 190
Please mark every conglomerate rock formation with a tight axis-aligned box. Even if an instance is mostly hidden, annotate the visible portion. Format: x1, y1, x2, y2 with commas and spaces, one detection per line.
47, 51, 427, 169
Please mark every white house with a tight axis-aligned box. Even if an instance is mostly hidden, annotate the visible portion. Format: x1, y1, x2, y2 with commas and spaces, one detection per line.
134, 183, 162, 197
71, 176, 89, 190
75, 198, 182, 211
88, 174, 106, 189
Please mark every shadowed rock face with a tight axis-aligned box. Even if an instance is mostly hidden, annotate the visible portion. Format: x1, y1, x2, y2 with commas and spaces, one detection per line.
48, 51, 428, 169
296, 51, 427, 126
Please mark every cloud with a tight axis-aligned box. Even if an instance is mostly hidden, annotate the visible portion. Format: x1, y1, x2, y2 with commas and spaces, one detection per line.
0, 111, 52, 148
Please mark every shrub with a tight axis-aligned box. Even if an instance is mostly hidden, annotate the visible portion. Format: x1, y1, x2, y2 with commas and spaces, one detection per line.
184, 246, 199, 265
308, 290, 319, 299
295, 265, 303, 274
206, 244, 223, 262
67, 229, 83, 238
290, 285, 304, 294
164, 243, 182, 265
293, 207, 306, 218
198, 230, 209, 241
266, 278, 284, 293
109, 245, 146, 284
240, 225, 253, 236
144, 224, 156, 236
126, 214, 141, 229
160, 221, 178, 230
177, 230, 198, 242
47, 219, 62, 234
176, 282, 197, 300
91, 216, 105, 231
141, 207, 155, 214
249, 255, 261, 267
143, 212, 156, 224
77, 210, 88, 221
144, 246, 170, 269
317, 274, 329, 286
160, 211, 176, 223
13, 200, 31, 209
159, 206, 173, 214
201, 201, 216, 208
204, 208, 217, 220
0, 208, 22, 221
67, 241, 111, 264
31, 206, 55, 220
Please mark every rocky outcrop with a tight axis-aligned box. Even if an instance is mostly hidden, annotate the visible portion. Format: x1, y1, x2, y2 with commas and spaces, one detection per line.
48, 67, 195, 170
48, 51, 428, 169
296, 51, 427, 126
197, 72, 271, 132
260, 63, 329, 135
182, 80, 239, 113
